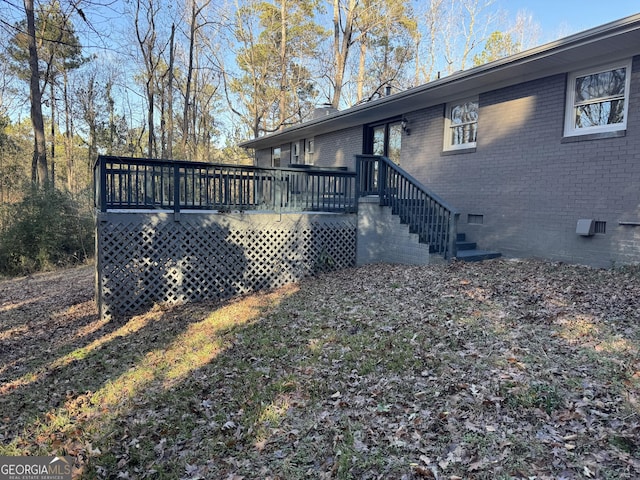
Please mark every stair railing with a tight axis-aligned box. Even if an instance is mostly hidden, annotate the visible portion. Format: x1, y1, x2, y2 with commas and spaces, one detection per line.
356, 154, 459, 259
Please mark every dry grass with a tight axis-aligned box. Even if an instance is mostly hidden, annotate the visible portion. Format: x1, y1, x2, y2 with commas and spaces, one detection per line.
1, 259, 639, 479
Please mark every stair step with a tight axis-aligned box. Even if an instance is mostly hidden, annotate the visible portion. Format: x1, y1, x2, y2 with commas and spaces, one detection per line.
381, 206, 502, 262
456, 240, 477, 251
456, 249, 502, 262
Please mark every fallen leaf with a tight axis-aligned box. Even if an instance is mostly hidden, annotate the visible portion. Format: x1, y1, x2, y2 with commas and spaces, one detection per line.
411, 464, 435, 478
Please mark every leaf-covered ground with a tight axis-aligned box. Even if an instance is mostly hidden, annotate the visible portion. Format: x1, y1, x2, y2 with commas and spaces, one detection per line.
1, 259, 639, 479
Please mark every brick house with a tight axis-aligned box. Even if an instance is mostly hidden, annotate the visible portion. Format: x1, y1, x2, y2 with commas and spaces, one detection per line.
239, 14, 640, 267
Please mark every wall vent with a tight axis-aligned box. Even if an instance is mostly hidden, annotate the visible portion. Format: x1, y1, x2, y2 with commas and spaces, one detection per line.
594, 221, 606, 234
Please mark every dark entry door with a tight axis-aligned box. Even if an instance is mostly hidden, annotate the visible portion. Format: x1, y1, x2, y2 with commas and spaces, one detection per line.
367, 120, 402, 164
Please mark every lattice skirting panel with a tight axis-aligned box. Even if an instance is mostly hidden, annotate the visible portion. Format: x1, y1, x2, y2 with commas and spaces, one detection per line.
96, 211, 357, 318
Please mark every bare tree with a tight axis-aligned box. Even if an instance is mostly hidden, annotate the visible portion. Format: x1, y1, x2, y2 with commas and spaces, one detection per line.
164, 22, 175, 159
415, 0, 445, 82
181, 0, 213, 158
330, 0, 357, 108
220, 0, 266, 138
460, 0, 496, 70
134, 0, 170, 158
331, 0, 415, 108
75, 68, 101, 181
24, 0, 48, 186
510, 9, 540, 51
441, 0, 497, 74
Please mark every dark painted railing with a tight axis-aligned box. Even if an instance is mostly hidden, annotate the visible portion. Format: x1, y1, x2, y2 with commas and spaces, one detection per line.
356, 154, 459, 258
94, 155, 357, 214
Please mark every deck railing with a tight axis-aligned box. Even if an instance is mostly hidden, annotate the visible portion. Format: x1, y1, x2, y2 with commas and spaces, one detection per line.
94, 155, 357, 214
356, 154, 459, 258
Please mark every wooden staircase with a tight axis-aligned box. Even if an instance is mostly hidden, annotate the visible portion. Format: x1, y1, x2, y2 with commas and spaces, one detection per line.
454, 233, 501, 262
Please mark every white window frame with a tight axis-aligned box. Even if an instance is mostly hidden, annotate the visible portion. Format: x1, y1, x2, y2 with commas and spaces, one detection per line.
304, 138, 314, 164
272, 147, 281, 167
564, 59, 632, 137
443, 97, 479, 151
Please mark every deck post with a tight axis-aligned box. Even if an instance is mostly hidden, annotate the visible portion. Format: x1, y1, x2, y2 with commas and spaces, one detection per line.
377, 158, 386, 206
98, 157, 107, 213
173, 163, 181, 220
355, 155, 361, 200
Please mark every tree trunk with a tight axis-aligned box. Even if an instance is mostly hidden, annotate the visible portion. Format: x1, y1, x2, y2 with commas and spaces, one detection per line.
63, 70, 74, 192
167, 23, 175, 159
135, 0, 160, 159
191, 72, 198, 156
160, 80, 166, 159
50, 78, 56, 189
356, 34, 367, 103
24, 0, 48, 187
147, 83, 154, 158
331, 0, 342, 108
278, 0, 287, 129
183, 0, 196, 158
331, 0, 356, 108
85, 75, 98, 183
106, 80, 115, 156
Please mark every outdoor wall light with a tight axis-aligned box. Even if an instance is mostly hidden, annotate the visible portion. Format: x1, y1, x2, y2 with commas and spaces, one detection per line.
401, 117, 411, 135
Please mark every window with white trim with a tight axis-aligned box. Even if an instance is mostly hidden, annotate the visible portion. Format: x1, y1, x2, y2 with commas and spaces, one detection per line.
444, 98, 478, 151
305, 138, 314, 164
272, 147, 281, 167
564, 60, 631, 137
